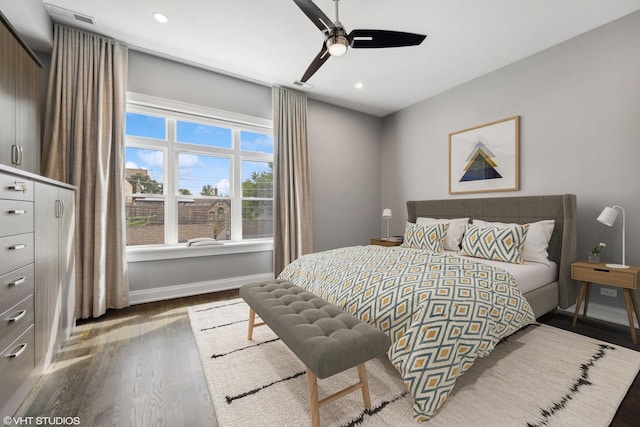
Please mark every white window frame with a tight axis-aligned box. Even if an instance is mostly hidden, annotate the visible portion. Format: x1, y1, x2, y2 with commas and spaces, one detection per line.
125, 93, 273, 257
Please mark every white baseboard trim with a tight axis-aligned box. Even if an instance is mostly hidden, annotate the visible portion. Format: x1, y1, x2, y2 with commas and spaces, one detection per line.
129, 273, 274, 305
559, 301, 639, 328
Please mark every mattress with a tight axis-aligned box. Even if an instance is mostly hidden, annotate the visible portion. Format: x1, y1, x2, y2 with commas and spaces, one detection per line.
447, 250, 558, 294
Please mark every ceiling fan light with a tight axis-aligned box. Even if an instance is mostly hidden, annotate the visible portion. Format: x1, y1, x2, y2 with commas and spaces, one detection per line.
326, 35, 348, 56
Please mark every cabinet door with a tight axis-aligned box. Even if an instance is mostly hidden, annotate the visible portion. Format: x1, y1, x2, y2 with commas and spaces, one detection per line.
0, 19, 17, 167
34, 182, 58, 367
58, 188, 75, 344
15, 45, 42, 174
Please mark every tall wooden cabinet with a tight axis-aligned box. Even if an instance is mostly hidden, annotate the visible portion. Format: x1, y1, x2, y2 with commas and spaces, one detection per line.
34, 182, 76, 369
0, 11, 76, 416
0, 12, 44, 174
0, 167, 76, 417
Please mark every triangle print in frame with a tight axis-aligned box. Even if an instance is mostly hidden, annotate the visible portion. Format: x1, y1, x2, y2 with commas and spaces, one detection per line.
449, 116, 519, 194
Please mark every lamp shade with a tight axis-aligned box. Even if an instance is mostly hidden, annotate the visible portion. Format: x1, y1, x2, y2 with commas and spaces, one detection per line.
596, 205, 628, 269
382, 209, 392, 219
597, 206, 619, 226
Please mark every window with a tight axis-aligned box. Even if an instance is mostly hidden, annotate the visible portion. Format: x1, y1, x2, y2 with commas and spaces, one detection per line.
124, 100, 273, 247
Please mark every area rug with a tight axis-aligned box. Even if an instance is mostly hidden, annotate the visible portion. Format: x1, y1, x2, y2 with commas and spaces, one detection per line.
188, 298, 640, 427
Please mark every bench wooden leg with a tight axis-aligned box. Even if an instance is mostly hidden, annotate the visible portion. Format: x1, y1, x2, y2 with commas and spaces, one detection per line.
305, 363, 372, 427
247, 308, 256, 340
306, 368, 321, 427
357, 364, 372, 409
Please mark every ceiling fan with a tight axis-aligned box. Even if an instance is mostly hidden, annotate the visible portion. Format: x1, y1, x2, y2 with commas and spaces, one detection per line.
293, 0, 427, 82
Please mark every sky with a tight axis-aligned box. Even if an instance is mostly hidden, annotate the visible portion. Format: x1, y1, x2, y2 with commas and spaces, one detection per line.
125, 112, 272, 196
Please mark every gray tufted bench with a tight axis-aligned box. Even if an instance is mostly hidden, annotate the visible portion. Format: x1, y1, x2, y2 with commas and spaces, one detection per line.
239, 279, 391, 427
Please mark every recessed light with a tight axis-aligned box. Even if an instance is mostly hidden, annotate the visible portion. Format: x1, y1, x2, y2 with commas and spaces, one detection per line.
354, 82, 364, 90
153, 12, 168, 23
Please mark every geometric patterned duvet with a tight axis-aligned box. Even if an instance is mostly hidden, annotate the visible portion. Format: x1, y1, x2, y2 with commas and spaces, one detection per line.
278, 245, 536, 421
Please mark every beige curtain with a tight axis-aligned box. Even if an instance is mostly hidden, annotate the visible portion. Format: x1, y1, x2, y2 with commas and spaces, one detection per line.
272, 87, 313, 277
41, 24, 129, 318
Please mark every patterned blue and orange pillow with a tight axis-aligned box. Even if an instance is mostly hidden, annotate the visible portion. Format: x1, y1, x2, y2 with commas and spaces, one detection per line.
401, 222, 449, 253
460, 223, 530, 264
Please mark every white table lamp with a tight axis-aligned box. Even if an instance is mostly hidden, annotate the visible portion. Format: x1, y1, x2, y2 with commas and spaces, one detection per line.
382, 209, 392, 240
597, 205, 629, 269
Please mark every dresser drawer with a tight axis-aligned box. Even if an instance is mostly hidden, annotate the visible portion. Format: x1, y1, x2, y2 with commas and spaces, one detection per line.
0, 264, 34, 315
0, 172, 33, 202
0, 233, 34, 275
0, 295, 34, 356
0, 325, 35, 409
0, 200, 34, 237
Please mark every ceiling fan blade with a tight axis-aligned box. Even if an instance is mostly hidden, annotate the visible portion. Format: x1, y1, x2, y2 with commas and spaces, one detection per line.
348, 29, 426, 49
301, 45, 331, 82
293, 0, 335, 32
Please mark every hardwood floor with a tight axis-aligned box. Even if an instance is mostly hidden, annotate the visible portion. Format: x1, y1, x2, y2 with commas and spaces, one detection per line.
16, 290, 239, 427
15, 292, 640, 426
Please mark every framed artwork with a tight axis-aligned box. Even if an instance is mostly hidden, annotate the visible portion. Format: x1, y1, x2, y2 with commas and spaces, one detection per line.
449, 116, 520, 195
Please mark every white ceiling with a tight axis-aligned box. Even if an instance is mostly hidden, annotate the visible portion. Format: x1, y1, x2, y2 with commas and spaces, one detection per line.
3, 0, 640, 117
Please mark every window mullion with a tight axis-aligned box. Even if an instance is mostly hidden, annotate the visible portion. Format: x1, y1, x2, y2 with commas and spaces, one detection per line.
165, 119, 178, 245
231, 130, 243, 241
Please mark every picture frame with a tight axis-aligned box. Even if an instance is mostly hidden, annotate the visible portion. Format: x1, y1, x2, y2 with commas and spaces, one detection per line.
448, 116, 520, 195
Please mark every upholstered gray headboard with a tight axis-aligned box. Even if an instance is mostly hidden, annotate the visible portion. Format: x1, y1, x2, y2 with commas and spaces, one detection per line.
406, 194, 577, 309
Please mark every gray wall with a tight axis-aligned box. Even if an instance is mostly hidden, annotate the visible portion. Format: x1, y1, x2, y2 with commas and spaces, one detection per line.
126, 51, 382, 293
380, 11, 640, 310
308, 99, 382, 252
128, 51, 272, 120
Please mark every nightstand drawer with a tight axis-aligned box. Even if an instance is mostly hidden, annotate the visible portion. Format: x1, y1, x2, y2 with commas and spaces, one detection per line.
571, 264, 638, 289
0, 295, 34, 356
370, 237, 403, 247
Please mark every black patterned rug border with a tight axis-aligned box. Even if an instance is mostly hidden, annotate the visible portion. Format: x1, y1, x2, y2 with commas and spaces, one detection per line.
526, 343, 617, 427
193, 299, 244, 312
341, 390, 410, 427
225, 371, 306, 404
211, 337, 280, 359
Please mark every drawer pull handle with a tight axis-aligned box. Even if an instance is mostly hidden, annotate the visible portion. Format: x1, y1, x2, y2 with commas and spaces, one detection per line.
5, 343, 27, 358
8, 209, 27, 215
9, 244, 27, 251
595, 268, 610, 273
9, 182, 27, 193
9, 277, 27, 286
7, 310, 26, 322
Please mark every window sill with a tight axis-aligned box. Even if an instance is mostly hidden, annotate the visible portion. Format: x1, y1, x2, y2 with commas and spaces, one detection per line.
126, 240, 274, 262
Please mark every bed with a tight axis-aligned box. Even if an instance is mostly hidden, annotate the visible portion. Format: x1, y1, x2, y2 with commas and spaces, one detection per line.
278, 194, 577, 421
407, 194, 577, 315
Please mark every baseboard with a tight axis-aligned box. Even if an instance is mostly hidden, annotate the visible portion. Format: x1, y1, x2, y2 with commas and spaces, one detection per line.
559, 301, 639, 329
129, 273, 274, 305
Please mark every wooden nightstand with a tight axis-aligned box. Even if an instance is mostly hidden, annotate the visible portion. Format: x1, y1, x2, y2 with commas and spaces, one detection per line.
571, 261, 640, 344
370, 237, 402, 247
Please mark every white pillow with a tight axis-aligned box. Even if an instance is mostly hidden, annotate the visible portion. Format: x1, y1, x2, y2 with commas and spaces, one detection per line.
472, 219, 555, 265
417, 217, 469, 251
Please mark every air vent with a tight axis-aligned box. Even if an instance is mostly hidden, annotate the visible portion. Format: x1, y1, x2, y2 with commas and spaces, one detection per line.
45, 3, 96, 25
293, 81, 314, 89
